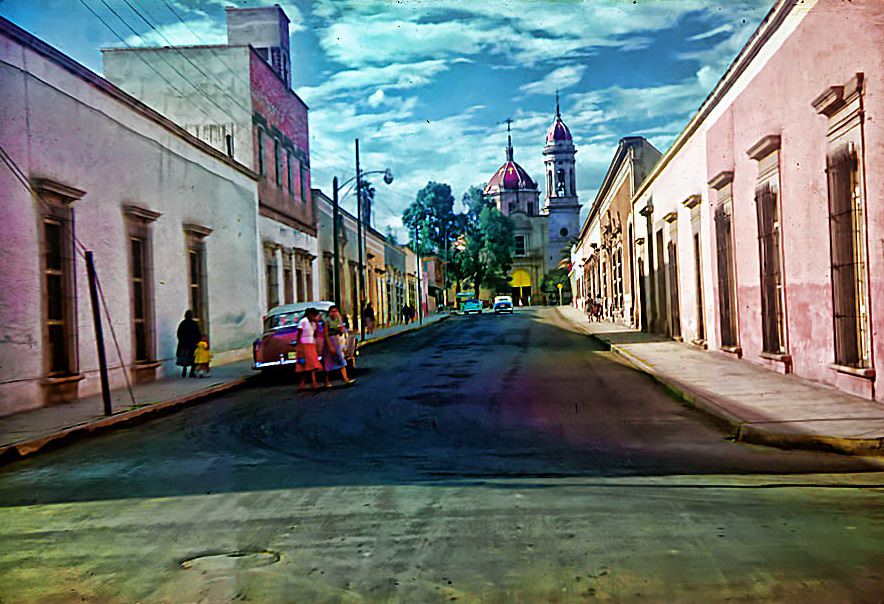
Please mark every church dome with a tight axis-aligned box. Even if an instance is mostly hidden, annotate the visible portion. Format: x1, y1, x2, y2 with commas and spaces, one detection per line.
484, 160, 536, 194
546, 115, 572, 144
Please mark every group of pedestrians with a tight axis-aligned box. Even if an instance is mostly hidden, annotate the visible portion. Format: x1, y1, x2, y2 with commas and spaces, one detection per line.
292, 304, 356, 392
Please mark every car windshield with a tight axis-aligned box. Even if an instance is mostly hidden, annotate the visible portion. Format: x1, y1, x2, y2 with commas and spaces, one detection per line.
264, 312, 299, 331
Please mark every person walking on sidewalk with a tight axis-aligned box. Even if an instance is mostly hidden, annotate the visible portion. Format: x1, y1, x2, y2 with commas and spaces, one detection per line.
295, 307, 322, 391
176, 310, 201, 378
322, 305, 355, 388
193, 336, 212, 378
363, 302, 375, 334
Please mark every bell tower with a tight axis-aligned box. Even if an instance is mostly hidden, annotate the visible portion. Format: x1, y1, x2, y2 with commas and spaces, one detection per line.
543, 92, 581, 270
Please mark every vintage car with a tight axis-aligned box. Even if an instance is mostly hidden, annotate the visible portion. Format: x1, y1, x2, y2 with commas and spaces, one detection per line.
493, 295, 514, 314
462, 299, 483, 315
252, 301, 358, 372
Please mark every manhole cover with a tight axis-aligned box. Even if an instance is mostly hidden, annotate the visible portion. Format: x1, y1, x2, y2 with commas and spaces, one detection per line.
180, 550, 280, 571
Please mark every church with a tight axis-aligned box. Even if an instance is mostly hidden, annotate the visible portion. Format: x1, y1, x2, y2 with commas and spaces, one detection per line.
483, 97, 581, 305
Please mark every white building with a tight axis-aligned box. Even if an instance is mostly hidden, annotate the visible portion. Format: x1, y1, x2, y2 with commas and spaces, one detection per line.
0, 17, 262, 416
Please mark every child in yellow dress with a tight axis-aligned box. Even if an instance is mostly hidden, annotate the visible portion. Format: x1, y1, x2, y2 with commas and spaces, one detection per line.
193, 337, 212, 377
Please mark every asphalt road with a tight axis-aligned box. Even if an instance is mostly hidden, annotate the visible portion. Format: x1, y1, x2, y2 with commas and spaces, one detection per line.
1, 308, 882, 603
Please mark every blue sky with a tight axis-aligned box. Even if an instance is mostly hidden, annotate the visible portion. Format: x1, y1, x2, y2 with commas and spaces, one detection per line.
0, 0, 771, 235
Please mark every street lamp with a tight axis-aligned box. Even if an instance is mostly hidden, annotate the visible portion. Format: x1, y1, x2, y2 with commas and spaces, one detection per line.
331, 139, 392, 343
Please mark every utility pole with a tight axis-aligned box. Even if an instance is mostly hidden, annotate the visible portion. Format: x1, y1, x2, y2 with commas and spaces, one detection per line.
443, 222, 449, 309
85, 251, 112, 417
332, 176, 341, 307
355, 138, 366, 342
415, 226, 423, 325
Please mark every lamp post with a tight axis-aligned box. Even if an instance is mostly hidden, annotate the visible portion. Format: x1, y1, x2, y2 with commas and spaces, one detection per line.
331, 139, 393, 342
414, 225, 423, 326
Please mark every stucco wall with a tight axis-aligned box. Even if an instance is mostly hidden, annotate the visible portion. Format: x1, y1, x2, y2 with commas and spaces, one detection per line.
705, 0, 883, 398
0, 32, 261, 416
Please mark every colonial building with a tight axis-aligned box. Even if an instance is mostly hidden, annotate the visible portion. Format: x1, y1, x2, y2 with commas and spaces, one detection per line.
573, 0, 883, 402
483, 99, 582, 305
102, 5, 317, 312
0, 17, 262, 416
571, 138, 661, 324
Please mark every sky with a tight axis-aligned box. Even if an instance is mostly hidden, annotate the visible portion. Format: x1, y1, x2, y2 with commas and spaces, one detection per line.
0, 0, 772, 236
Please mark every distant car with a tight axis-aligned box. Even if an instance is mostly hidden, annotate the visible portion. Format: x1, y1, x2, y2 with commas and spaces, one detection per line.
493, 298, 514, 314
252, 301, 358, 373
462, 299, 483, 315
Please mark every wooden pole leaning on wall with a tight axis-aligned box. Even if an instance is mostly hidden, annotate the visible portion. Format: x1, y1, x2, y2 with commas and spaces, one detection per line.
85, 251, 113, 417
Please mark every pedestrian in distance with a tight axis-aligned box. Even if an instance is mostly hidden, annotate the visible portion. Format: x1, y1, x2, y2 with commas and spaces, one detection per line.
176, 310, 201, 378
321, 305, 355, 388
363, 302, 375, 334
193, 336, 212, 378
294, 307, 323, 391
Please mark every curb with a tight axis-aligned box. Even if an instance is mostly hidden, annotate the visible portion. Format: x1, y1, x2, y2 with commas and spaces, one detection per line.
357, 314, 451, 349
0, 316, 453, 466
0, 375, 255, 466
555, 308, 884, 457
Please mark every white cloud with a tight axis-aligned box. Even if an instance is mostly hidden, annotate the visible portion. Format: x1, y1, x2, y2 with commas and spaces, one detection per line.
520, 64, 587, 95
298, 60, 450, 104
367, 89, 386, 108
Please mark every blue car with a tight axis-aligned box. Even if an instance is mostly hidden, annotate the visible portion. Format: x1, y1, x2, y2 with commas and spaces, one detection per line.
462, 299, 483, 315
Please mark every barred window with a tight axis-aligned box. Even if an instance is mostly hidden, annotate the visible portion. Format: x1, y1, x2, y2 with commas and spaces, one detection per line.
514, 235, 526, 257
44, 217, 75, 375
755, 183, 786, 354
265, 246, 279, 310
827, 145, 870, 368
714, 200, 738, 348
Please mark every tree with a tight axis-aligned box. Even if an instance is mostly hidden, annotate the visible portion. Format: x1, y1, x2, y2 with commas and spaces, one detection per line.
452, 186, 514, 297
402, 181, 457, 256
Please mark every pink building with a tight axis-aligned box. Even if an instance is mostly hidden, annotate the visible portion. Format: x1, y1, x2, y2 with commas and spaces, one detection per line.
704, 0, 883, 400
579, 0, 883, 402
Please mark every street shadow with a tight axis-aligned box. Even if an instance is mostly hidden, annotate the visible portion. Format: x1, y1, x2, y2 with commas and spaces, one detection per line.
0, 312, 879, 507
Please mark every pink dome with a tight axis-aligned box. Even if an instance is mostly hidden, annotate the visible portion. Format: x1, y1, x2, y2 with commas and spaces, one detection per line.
484, 160, 537, 194
546, 115, 572, 143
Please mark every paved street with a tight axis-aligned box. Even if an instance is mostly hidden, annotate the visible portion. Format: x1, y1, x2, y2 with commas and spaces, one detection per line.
1, 308, 882, 603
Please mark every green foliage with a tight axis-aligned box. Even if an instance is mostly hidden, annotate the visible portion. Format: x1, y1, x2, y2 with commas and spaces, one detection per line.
540, 268, 569, 295
402, 181, 458, 256
451, 186, 514, 296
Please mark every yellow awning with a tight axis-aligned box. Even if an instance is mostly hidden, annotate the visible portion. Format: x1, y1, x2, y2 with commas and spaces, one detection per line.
509, 269, 531, 288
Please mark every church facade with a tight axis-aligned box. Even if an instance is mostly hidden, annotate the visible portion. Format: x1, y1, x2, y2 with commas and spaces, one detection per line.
483, 99, 581, 305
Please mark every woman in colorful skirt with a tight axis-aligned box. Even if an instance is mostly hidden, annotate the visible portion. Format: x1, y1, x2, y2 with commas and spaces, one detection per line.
295, 307, 323, 391
322, 305, 356, 387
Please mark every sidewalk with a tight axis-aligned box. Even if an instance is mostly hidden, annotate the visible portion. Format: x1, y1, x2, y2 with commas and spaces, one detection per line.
0, 312, 450, 464
555, 306, 884, 457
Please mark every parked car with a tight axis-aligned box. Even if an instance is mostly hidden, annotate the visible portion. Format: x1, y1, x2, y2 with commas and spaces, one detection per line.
462, 299, 483, 315
493, 295, 514, 314
252, 301, 358, 373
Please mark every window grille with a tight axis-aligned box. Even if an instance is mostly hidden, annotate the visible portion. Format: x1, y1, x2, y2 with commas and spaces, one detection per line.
827, 146, 870, 367
667, 235, 680, 338
44, 218, 75, 375
714, 201, 738, 347
265, 247, 278, 310
755, 183, 786, 354
257, 128, 266, 176
274, 140, 282, 187
130, 236, 151, 362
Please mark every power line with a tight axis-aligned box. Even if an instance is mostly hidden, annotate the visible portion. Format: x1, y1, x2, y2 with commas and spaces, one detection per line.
0, 142, 136, 406
76, 0, 218, 123
121, 0, 254, 118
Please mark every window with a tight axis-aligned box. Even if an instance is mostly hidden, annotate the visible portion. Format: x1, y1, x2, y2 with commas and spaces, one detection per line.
827, 145, 870, 367
225, 133, 234, 158
265, 245, 279, 310
184, 225, 211, 337
755, 182, 785, 354
514, 235, 526, 257
300, 164, 308, 202
296, 261, 305, 302
257, 127, 266, 176
287, 153, 294, 196
274, 139, 282, 186
814, 74, 871, 371
556, 168, 565, 194
527, 202, 534, 216
713, 191, 738, 348
570, 169, 576, 195
44, 217, 75, 376
125, 206, 159, 364
282, 252, 293, 305
665, 218, 680, 339
559, 227, 568, 238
